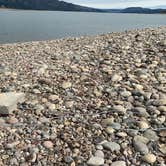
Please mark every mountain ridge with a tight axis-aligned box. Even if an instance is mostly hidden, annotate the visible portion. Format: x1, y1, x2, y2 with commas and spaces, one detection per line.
0, 0, 102, 12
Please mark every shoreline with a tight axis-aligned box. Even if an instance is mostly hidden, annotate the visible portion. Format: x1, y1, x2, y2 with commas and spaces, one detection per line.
0, 27, 166, 165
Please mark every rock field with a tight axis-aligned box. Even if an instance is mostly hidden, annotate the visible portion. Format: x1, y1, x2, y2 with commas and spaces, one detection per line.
0, 27, 165, 166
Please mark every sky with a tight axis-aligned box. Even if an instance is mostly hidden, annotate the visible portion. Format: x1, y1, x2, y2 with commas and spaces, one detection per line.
63, 0, 166, 9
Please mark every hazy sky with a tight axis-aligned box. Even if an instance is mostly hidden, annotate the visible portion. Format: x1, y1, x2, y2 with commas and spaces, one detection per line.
64, 0, 166, 9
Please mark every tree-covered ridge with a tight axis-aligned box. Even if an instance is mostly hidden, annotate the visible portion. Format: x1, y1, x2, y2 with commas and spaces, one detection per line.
0, 0, 101, 12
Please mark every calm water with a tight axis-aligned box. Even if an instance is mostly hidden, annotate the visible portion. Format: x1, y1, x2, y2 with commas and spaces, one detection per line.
0, 10, 166, 44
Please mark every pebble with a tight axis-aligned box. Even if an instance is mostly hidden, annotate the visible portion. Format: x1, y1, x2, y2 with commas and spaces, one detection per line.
110, 123, 121, 130
95, 150, 104, 158
87, 156, 104, 166
111, 161, 126, 166
143, 129, 159, 141
102, 142, 120, 152
111, 74, 122, 82
142, 153, 156, 164
102, 118, 114, 126
6, 117, 18, 124
105, 127, 115, 134
116, 132, 127, 138
133, 141, 149, 154
133, 135, 149, 144
43, 141, 54, 149
112, 105, 126, 114
158, 106, 166, 112
62, 81, 72, 89
138, 121, 149, 129
133, 107, 149, 117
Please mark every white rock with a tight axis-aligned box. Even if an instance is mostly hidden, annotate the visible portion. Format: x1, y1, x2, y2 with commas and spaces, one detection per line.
0, 92, 25, 115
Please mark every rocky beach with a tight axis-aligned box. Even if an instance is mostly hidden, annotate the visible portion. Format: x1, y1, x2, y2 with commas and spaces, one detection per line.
0, 27, 165, 166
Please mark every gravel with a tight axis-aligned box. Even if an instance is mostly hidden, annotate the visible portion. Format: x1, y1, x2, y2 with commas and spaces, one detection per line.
0, 27, 165, 165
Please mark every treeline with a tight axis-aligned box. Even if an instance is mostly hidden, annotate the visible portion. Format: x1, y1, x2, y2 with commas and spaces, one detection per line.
0, 0, 101, 12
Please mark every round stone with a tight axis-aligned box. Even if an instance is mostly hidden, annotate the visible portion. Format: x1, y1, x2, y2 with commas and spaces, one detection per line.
43, 141, 54, 149
87, 156, 104, 166
142, 153, 156, 164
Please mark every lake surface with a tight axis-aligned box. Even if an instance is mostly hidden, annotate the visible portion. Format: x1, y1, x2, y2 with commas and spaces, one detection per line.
0, 10, 166, 44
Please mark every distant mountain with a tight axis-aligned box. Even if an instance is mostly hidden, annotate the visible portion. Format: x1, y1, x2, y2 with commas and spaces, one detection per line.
152, 5, 166, 9
0, 0, 102, 12
103, 7, 166, 14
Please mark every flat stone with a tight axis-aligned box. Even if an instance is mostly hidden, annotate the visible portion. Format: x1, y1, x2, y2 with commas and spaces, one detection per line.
87, 156, 104, 166
0, 92, 25, 115
111, 161, 126, 166
102, 142, 120, 152
143, 129, 159, 141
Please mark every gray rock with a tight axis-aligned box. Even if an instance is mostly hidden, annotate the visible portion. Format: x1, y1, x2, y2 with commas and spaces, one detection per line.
0, 92, 25, 115
133, 140, 149, 154
87, 156, 104, 166
143, 129, 159, 141
102, 142, 120, 152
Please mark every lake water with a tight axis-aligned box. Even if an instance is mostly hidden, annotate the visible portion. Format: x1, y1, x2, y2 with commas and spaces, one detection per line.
0, 10, 166, 44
